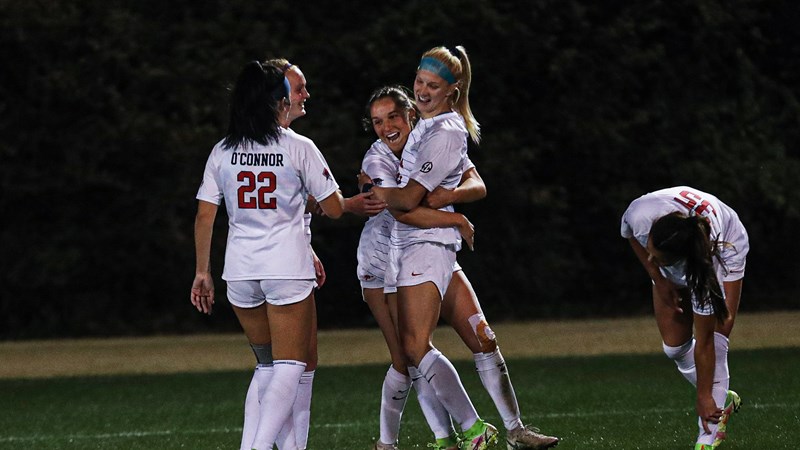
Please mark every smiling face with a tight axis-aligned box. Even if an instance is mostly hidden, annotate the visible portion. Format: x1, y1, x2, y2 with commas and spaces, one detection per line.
370, 97, 413, 155
284, 66, 310, 125
413, 69, 454, 118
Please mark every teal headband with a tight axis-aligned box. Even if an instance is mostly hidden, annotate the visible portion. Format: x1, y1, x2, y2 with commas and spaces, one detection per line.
418, 56, 456, 84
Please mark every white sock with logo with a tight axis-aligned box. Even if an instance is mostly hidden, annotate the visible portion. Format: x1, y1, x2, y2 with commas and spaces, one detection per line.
418, 348, 479, 431
474, 348, 523, 430
410, 365, 455, 440
379, 365, 411, 445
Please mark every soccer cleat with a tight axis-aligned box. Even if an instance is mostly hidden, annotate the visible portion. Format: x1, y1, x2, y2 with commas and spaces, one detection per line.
428, 434, 459, 450
506, 425, 560, 449
694, 444, 713, 450
459, 419, 498, 450
374, 440, 399, 450
711, 390, 742, 448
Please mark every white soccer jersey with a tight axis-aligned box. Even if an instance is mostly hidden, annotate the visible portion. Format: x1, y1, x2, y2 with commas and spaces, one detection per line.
197, 129, 339, 281
391, 112, 469, 249
356, 138, 475, 284
621, 186, 749, 314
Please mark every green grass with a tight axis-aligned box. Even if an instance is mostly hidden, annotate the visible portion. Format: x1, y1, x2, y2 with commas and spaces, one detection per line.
1, 348, 798, 449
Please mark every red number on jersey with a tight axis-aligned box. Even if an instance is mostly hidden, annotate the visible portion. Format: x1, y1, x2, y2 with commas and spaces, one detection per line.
237, 171, 277, 209
674, 190, 716, 217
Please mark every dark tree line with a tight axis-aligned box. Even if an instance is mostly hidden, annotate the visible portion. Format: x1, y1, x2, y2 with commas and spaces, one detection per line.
1, 0, 798, 339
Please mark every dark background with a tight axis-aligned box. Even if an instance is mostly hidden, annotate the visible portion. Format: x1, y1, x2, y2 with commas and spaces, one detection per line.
2, 0, 798, 339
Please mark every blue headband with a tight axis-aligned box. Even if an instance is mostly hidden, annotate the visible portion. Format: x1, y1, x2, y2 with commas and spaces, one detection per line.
271, 76, 291, 101
418, 56, 456, 84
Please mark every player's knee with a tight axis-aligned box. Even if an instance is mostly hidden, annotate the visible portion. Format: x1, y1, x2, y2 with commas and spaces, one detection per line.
468, 313, 497, 353
662, 339, 694, 361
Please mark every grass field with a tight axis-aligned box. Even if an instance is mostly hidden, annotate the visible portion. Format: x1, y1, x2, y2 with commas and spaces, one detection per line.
1, 313, 798, 449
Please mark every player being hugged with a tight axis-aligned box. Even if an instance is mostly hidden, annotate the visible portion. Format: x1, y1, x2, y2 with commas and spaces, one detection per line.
190, 60, 344, 450
621, 186, 748, 450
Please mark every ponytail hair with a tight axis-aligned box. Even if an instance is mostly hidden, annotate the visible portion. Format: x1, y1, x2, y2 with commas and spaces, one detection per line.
419, 45, 481, 144
650, 212, 728, 321
222, 61, 288, 149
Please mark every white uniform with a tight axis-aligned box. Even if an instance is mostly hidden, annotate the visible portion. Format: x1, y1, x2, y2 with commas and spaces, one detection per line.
356, 135, 474, 294
197, 129, 339, 286
383, 112, 470, 298
620, 186, 749, 315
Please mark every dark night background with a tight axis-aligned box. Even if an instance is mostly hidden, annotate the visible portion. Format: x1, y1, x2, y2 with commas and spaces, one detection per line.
2, 0, 798, 339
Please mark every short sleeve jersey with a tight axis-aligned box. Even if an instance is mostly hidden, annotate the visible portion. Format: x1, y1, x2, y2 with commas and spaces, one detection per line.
196, 129, 339, 281
620, 186, 749, 314
391, 112, 469, 248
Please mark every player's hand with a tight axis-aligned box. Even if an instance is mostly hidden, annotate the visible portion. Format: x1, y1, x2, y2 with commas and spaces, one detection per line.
455, 214, 475, 251
190, 273, 215, 315
306, 195, 324, 216
423, 186, 456, 210
312, 251, 326, 288
697, 394, 722, 434
345, 192, 387, 217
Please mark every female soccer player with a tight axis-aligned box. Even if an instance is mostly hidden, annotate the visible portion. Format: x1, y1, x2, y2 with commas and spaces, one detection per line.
621, 186, 748, 450
370, 45, 560, 450
190, 61, 344, 450
358, 85, 558, 450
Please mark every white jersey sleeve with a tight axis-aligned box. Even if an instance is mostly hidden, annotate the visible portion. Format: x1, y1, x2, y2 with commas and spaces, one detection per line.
361, 140, 401, 188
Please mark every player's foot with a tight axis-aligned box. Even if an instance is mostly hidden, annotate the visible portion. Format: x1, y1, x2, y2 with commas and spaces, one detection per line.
711, 390, 742, 448
374, 440, 399, 450
694, 444, 713, 450
459, 419, 498, 450
506, 424, 559, 449
428, 434, 459, 450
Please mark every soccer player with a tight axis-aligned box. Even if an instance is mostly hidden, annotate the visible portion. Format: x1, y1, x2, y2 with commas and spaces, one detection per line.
355, 85, 558, 450
621, 186, 748, 449
190, 61, 344, 450
369, 46, 558, 450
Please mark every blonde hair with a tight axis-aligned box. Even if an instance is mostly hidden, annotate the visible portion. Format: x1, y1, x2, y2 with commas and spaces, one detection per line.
420, 46, 481, 144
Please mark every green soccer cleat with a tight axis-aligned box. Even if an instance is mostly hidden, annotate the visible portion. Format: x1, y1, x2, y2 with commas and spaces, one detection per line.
428, 434, 459, 450
459, 419, 498, 450
694, 444, 713, 450
711, 390, 742, 448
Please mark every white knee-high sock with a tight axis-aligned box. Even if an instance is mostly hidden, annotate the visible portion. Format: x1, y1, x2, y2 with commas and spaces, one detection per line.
418, 348, 480, 431
409, 365, 455, 440
379, 365, 411, 445
293, 370, 315, 449
696, 333, 730, 446
663, 339, 697, 386
241, 364, 273, 450
275, 413, 298, 450
474, 348, 523, 430
251, 360, 306, 450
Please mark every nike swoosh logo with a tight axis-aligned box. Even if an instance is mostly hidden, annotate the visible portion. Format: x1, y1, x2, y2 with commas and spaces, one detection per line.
411, 272, 423, 276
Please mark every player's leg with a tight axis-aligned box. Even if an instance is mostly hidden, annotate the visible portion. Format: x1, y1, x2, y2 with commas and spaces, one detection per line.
398, 281, 491, 444
441, 270, 559, 449
249, 286, 313, 450
653, 285, 697, 385
365, 288, 412, 448
707, 279, 743, 448
290, 295, 317, 450
227, 281, 275, 450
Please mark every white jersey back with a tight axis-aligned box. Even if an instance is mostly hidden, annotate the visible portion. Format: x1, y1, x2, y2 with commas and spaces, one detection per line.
620, 186, 749, 312
197, 129, 339, 281
357, 138, 475, 282
391, 112, 469, 249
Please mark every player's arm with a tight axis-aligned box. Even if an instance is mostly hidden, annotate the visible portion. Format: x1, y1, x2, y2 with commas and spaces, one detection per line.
316, 190, 345, 219
191, 200, 217, 315
627, 237, 682, 313
392, 206, 475, 250
423, 167, 487, 209
344, 191, 387, 217
371, 179, 428, 212
694, 312, 722, 432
